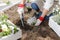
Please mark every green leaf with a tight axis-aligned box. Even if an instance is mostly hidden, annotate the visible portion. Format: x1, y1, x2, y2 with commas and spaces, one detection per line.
53, 14, 60, 25
6, 1, 10, 5
0, 32, 4, 37
0, 14, 8, 21
14, 27, 19, 34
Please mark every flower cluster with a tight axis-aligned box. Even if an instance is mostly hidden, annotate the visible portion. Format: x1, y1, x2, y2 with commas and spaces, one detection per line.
0, 14, 19, 38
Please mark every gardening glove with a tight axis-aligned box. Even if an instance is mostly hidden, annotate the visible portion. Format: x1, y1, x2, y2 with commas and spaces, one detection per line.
35, 16, 44, 26
17, 4, 24, 18
27, 16, 37, 25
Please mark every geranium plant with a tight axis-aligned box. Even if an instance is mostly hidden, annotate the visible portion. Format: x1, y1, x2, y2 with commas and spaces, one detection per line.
0, 13, 19, 38
52, 5, 60, 25
52, 5, 60, 15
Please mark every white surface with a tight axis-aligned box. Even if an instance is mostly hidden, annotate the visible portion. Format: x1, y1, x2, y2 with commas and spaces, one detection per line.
59, 0, 60, 5
0, 3, 7, 7
0, 0, 21, 11
49, 16, 60, 37
0, 20, 22, 40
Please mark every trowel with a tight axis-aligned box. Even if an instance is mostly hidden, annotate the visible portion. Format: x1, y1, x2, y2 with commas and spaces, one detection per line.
19, 13, 24, 27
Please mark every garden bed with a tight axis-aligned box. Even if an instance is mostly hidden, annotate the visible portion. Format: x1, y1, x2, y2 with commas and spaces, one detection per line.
49, 14, 60, 37
4, 4, 60, 40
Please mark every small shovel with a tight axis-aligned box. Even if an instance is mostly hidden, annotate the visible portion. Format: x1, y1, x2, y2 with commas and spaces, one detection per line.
19, 13, 24, 27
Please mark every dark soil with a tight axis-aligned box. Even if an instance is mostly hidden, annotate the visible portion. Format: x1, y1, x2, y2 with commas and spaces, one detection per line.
16, 20, 60, 40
